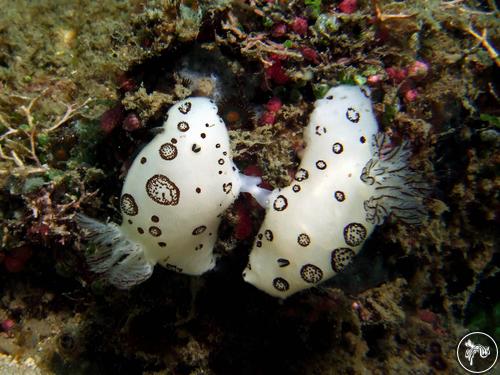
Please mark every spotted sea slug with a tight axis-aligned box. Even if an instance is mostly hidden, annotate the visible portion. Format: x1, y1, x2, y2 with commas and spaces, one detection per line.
243, 85, 427, 298
77, 97, 268, 288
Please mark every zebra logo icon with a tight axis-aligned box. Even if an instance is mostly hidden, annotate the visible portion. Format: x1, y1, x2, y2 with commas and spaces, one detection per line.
457, 332, 498, 373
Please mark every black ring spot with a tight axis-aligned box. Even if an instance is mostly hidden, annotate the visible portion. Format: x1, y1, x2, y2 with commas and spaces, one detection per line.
343, 223, 367, 247
297, 233, 311, 247
273, 277, 289, 292
346, 107, 360, 123
273, 195, 288, 211
264, 229, 274, 241
277, 258, 290, 267
177, 121, 190, 132
295, 168, 309, 182
121, 194, 138, 216
159, 143, 178, 160
331, 247, 355, 273
334, 191, 345, 202
223, 182, 232, 194
149, 226, 162, 237
332, 143, 344, 154
316, 160, 327, 170
178, 101, 192, 114
146, 174, 180, 206
192, 225, 207, 235
300, 264, 323, 284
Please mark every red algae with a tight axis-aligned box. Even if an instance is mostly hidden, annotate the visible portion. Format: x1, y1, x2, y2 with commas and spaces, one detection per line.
122, 113, 142, 132
265, 58, 290, 85
301, 47, 319, 64
265, 97, 282, 113
1, 319, 15, 332
407, 60, 429, 80
3, 246, 32, 273
386, 66, 407, 83
100, 105, 124, 134
339, 0, 357, 14
271, 23, 287, 38
291, 17, 308, 36
259, 111, 276, 125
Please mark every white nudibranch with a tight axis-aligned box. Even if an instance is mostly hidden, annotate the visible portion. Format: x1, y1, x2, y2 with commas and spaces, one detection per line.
77, 97, 268, 288
243, 85, 427, 298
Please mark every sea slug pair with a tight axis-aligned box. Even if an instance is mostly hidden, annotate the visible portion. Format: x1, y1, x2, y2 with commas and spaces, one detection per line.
78, 86, 426, 298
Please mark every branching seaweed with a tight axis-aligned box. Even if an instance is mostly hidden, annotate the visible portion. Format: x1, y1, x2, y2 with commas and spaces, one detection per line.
0, 88, 92, 177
